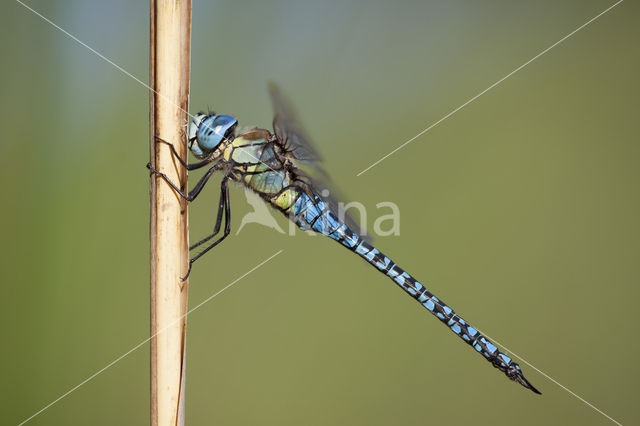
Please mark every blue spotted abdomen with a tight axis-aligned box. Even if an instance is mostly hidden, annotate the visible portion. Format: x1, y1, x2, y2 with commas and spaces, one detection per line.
291, 192, 539, 393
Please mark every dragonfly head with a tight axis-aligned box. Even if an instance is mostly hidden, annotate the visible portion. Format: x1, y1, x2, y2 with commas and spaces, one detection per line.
188, 113, 238, 159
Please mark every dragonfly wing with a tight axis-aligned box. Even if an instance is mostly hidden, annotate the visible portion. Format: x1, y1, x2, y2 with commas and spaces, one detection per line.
269, 81, 322, 163
268, 83, 372, 241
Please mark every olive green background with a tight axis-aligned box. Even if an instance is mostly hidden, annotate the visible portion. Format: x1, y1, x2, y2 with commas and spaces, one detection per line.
1, 1, 638, 425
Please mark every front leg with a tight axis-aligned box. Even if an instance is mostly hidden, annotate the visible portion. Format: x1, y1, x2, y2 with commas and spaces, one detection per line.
154, 136, 215, 170
147, 163, 219, 202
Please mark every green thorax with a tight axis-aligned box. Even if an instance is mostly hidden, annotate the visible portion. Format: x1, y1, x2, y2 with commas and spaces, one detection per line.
224, 129, 292, 198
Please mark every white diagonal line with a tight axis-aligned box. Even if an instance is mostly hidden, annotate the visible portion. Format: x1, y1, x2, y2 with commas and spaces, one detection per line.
356, 0, 624, 176
15, 0, 167, 108
17, 250, 284, 426
14, 0, 277, 173
14, 1, 627, 425
477, 329, 623, 426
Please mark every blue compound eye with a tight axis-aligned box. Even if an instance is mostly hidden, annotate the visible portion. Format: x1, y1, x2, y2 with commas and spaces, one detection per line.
196, 114, 237, 150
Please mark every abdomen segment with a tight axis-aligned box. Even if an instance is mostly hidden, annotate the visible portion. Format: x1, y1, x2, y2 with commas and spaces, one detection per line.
290, 192, 541, 394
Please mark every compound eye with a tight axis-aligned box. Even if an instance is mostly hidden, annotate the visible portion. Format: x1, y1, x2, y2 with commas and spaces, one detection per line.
197, 115, 237, 150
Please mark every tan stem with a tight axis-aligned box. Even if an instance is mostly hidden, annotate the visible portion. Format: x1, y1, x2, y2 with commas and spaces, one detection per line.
149, 1, 192, 425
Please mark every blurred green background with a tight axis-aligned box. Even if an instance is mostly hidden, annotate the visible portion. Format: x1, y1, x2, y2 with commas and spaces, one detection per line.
1, 0, 638, 424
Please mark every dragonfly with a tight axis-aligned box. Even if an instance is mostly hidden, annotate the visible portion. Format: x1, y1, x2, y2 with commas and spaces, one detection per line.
147, 83, 541, 395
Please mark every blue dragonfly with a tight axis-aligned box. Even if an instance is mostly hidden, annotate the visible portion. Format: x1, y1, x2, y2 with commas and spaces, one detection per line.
147, 83, 541, 394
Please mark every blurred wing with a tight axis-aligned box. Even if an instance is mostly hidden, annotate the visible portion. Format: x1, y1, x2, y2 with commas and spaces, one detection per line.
269, 81, 322, 163
269, 82, 372, 242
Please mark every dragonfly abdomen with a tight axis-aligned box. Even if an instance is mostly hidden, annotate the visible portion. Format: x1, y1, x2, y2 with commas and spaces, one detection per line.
289, 191, 540, 394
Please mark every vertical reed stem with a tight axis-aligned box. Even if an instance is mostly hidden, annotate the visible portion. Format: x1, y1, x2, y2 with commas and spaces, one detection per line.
149, 1, 192, 425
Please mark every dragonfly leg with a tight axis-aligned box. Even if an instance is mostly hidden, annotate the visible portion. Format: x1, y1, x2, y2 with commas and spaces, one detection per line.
153, 136, 214, 170
182, 178, 231, 280
190, 177, 228, 250
147, 163, 218, 202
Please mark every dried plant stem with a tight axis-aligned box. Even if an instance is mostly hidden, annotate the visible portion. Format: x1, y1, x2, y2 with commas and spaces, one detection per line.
149, 1, 192, 425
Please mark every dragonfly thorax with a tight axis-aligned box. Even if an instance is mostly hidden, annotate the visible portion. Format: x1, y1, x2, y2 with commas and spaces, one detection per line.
188, 113, 238, 159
